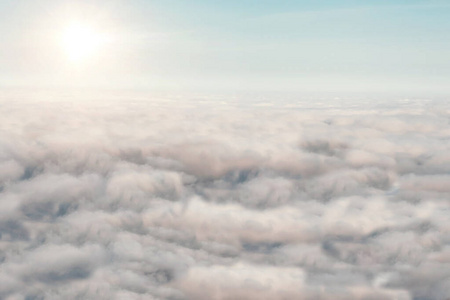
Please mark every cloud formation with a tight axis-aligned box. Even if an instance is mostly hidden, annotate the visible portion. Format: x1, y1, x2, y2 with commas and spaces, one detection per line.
0, 91, 449, 299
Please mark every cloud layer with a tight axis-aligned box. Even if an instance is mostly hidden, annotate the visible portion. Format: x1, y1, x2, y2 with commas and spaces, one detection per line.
0, 91, 449, 299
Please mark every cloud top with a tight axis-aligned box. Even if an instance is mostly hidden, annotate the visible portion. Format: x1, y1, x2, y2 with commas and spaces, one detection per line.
0, 93, 448, 299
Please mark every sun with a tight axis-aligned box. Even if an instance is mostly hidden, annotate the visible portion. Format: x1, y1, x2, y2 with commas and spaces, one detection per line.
62, 22, 107, 62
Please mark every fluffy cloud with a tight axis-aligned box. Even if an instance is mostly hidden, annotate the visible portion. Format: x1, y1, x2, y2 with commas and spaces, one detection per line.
0, 91, 448, 299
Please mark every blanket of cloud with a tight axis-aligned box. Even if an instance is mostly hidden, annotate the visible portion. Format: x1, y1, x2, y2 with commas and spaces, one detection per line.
0, 90, 449, 300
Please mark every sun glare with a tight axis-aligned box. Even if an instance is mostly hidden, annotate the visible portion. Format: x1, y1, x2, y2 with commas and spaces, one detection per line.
62, 22, 106, 62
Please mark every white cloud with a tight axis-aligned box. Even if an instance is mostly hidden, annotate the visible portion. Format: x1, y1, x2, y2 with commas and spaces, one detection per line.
0, 92, 448, 299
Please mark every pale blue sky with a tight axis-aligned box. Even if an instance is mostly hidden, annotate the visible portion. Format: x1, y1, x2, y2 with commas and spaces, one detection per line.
1, 0, 449, 95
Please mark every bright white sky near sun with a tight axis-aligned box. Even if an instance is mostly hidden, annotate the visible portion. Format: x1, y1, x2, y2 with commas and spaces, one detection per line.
0, 0, 449, 96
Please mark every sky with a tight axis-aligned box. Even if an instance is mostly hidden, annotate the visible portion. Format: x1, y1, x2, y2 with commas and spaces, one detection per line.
0, 0, 449, 95
1, 2, 450, 299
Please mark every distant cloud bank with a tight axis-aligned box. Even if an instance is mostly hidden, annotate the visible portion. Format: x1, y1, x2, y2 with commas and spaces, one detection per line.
0, 92, 449, 299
